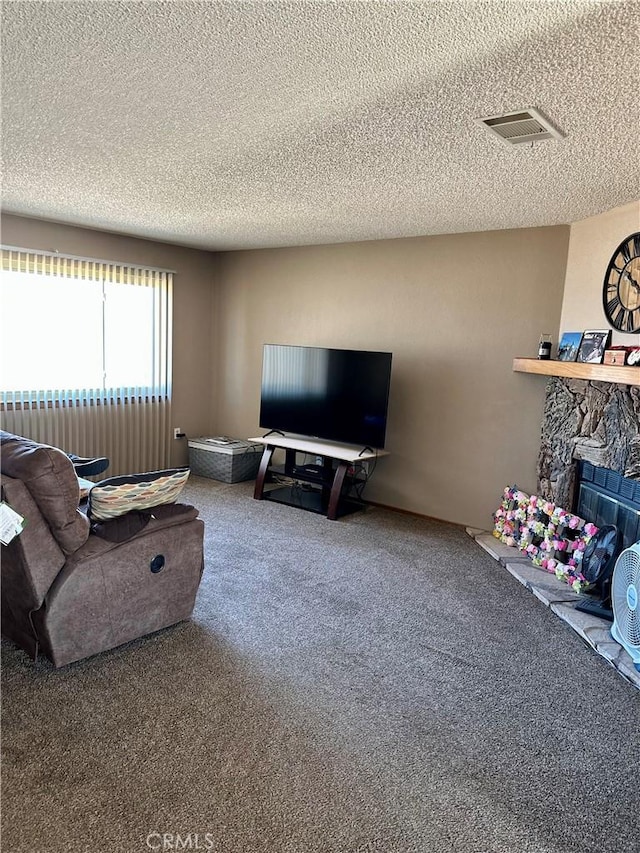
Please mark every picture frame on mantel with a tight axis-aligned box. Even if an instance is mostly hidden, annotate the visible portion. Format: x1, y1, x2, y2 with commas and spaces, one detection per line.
557, 331, 583, 362
576, 329, 611, 364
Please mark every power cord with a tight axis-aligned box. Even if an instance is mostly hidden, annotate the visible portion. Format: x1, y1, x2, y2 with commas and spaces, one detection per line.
346, 451, 378, 503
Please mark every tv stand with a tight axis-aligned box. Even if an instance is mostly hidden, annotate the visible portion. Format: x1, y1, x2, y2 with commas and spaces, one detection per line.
249, 435, 388, 520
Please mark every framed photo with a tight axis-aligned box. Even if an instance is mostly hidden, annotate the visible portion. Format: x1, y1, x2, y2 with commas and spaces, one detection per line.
576, 329, 611, 364
557, 331, 582, 362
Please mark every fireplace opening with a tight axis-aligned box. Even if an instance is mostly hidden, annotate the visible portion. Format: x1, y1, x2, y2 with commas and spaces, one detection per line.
575, 461, 640, 551
573, 461, 640, 620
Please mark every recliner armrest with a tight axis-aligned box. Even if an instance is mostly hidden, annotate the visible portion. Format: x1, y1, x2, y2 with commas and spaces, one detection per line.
88, 503, 200, 545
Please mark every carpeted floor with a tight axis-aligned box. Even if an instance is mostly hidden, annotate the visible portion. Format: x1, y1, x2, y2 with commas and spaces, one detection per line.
2, 476, 639, 853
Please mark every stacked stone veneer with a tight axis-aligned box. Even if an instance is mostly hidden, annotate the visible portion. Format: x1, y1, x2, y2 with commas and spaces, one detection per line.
537, 378, 640, 508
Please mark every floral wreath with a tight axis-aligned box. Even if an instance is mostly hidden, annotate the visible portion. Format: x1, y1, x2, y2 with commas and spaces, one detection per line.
493, 485, 598, 593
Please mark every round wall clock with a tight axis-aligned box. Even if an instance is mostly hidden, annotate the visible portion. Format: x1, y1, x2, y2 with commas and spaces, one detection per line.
603, 232, 640, 333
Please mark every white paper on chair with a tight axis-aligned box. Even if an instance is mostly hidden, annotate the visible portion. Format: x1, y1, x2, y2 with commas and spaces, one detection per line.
0, 501, 25, 545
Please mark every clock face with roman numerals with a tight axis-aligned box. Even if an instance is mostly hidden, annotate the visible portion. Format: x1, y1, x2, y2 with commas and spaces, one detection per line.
603, 232, 640, 333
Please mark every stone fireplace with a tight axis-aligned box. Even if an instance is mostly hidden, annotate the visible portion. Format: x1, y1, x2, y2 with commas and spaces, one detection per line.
468, 374, 640, 690
537, 378, 640, 512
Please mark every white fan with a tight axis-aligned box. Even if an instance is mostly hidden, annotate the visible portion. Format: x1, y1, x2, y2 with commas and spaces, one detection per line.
610, 542, 640, 671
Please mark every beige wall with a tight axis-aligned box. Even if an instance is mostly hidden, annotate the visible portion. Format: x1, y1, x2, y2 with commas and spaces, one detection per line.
559, 200, 640, 347
215, 226, 570, 529
10, 203, 633, 528
0, 214, 218, 468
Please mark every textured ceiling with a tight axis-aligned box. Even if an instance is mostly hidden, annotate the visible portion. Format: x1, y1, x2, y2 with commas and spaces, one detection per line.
1, 1, 639, 251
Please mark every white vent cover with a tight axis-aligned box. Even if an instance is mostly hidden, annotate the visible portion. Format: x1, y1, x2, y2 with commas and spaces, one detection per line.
475, 107, 565, 145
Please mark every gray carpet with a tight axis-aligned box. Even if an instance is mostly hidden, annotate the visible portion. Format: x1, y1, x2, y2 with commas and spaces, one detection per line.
2, 476, 639, 853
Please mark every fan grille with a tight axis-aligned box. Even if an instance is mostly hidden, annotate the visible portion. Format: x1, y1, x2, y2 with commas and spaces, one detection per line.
581, 525, 619, 585
612, 548, 640, 648
475, 107, 565, 145
485, 116, 547, 139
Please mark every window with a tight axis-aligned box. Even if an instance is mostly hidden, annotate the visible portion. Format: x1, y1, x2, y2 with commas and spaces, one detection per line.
0, 249, 173, 404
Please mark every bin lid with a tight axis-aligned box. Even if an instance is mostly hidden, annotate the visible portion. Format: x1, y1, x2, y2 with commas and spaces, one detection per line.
188, 437, 261, 455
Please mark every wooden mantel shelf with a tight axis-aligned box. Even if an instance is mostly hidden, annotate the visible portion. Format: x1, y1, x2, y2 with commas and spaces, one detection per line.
513, 358, 640, 386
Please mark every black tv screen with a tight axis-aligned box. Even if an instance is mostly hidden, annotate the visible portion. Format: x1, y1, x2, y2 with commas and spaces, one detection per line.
259, 344, 392, 448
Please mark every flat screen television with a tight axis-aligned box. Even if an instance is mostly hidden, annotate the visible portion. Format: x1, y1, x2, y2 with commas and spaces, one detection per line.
259, 344, 392, 448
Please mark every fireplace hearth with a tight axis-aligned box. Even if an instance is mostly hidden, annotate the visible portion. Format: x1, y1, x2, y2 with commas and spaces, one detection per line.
468, 526, 640, 690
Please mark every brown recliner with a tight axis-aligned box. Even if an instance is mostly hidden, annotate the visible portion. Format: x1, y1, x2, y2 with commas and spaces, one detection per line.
0, 431, 204, 667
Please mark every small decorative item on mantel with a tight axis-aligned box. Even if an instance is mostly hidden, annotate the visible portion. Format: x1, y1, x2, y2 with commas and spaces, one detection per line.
575, 329, 611, 364
602, 345, 640, 366
537, 333, 552, 360
604, 347, 630, 366
557, 331, 582, 362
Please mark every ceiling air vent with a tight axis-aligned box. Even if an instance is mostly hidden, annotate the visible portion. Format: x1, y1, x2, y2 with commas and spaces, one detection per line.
475, 107, 565, 145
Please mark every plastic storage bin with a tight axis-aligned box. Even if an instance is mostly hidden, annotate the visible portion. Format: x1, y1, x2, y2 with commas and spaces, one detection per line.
188, 437, 262, 483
